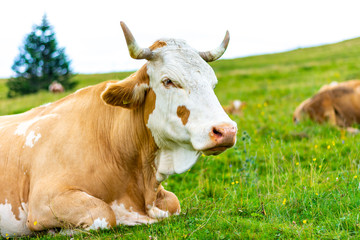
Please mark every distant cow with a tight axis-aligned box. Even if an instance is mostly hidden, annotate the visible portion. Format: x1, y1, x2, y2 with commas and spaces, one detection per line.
0, 22, 237, 236
48, 81, 64, 93
293, 80, 360, 133
223, 100, 246, 117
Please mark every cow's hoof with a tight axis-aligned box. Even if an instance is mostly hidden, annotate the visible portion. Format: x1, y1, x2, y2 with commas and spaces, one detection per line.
346, 127, 360, 134
147, 205, 170, 219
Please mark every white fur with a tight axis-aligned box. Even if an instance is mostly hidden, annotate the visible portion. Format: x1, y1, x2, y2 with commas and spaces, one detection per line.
329, 81, 338, 86
110, 201, 157, 226
0, 201, 31, 237
25, 131, 41, 148
14, 114, 57, 136
74, 86, 92, 94
233, 100, 242, 110
146, 205, 169, 219
133, 83, 150, 100
155, 148, 200, 176
87, 218, 109, 230
39, 102, 52, 107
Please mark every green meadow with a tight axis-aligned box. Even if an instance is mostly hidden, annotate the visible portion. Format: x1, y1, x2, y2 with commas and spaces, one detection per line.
2, 37, 360, 239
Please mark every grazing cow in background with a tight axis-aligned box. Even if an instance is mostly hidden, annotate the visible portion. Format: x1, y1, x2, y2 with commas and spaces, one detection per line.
0, 22, 237, 236
48, 81, 64, 93
293, 80, 360, 133
223, 100, 246, 117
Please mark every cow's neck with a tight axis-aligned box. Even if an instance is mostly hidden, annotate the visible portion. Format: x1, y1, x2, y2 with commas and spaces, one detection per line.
154, 147, 200, 182
110, 104, 158, 177
101, 87, 161, 203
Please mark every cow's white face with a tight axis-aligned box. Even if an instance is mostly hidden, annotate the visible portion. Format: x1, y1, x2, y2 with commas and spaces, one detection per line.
102, 22, 237, 179
143, 39, 237, 178
147, 39, 236, 151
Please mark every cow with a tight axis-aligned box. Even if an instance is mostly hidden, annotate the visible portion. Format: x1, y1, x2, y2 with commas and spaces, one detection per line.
0, 22, 237, 236
223, 99, 246, 117
293, 80, 360, 133
48, 81, 65, 93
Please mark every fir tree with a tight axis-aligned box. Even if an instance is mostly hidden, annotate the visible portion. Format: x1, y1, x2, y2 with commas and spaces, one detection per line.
7, 15, 76, 97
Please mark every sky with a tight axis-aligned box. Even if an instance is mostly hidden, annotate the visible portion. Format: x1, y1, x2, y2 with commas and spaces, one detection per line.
0, 0, 359, 78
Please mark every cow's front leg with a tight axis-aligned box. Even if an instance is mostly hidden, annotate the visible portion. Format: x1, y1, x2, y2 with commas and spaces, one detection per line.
154, 186, 180, 215
145, 184, 180, 219
27, 190, 116, 231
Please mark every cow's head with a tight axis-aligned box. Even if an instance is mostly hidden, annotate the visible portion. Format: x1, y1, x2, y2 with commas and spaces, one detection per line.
102, 22, 237, 176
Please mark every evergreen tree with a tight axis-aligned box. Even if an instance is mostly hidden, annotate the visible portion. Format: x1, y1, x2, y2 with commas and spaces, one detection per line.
7, 15, 76, 97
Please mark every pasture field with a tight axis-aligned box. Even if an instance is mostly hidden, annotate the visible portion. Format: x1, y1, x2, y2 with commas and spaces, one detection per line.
2, 37, 360, 239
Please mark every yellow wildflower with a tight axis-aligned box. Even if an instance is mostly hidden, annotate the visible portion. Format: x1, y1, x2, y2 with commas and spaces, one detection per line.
231, 182, 235, 185
235, 181, 239, 184
332, 141, 335, 146
34, 221, 37, 226
319, 165, 322, 169
296, 162, 299, 166
314, 145, 318, 149
313, 158, 316, 161
327, 145, 330, 149
315, 193, 318, 196
354, 175, 358, 179
282, 198, 286, 205
303, 220, 307, 224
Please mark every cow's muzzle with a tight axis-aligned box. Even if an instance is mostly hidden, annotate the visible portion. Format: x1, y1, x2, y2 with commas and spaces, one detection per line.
202, 124, 237, 155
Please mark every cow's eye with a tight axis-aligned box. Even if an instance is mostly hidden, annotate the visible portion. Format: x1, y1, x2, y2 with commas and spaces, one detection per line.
162, 78, 176, 88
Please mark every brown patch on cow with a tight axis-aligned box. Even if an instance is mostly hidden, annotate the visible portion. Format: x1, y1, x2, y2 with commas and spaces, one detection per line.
144, 89, 157, 125
101, 64, 150, 108
177, 106, 190, 125
149, 41, 167, 51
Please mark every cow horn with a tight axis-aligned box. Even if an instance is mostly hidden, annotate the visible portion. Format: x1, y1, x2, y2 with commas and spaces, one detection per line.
199, 31, 230, 62
120, 21, 153, 60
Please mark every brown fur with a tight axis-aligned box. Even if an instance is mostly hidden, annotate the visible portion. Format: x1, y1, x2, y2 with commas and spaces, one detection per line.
0, 64, 180, 232
101, 64, 150, 108
177, 105, 190, 125
149, 41, 167, 51
293, 80, 360, 130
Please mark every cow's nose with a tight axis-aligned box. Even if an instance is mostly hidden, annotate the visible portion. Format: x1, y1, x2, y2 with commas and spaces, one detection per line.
210, 124, 237, 145
201, 124, 237, 155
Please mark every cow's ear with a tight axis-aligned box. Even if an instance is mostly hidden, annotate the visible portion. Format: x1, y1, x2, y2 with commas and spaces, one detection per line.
101, 65, 150, 109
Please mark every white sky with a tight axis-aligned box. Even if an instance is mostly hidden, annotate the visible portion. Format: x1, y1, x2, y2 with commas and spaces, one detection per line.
0, 0, 359, 78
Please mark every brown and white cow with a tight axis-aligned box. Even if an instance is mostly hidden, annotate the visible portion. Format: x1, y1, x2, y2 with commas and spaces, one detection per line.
293, 80, 360, 133
0, 22, 237, 236
223, 100, 246, 117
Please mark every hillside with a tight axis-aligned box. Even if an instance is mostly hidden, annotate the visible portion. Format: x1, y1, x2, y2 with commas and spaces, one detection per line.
1, 37, 360, 239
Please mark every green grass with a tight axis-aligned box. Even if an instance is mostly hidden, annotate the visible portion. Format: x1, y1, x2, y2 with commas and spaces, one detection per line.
2, 37, 360, 239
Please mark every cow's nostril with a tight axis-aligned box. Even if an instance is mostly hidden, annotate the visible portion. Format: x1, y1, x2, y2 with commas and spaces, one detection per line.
212, 127, 223, 137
